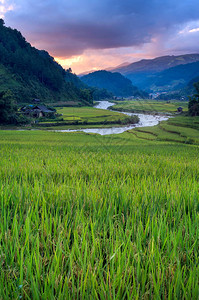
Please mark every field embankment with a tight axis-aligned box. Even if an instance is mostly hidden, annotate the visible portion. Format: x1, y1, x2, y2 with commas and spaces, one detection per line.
128, 115, 199, 144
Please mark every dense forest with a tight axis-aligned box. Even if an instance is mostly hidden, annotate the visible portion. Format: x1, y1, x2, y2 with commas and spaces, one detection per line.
0, 19, 92, 104
81, 70, 148, 98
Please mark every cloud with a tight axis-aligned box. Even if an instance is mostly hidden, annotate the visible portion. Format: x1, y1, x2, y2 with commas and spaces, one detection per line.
0, 0, 14, 18
189, 27, 199, 33
4, 0, 199, 58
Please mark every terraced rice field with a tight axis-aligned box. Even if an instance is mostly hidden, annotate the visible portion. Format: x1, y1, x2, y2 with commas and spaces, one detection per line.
131, 116, 199, 144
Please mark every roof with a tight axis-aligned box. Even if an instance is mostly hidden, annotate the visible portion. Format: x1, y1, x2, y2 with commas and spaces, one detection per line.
20, 104, 55, 114
33, 105, 54, 113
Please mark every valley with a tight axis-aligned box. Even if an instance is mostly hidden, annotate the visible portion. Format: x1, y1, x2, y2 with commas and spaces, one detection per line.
0, 17, 199, 299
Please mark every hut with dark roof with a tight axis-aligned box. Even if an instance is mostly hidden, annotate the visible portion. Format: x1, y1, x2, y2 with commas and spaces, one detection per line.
20, 104, 55, 118
177, 107, 183, 113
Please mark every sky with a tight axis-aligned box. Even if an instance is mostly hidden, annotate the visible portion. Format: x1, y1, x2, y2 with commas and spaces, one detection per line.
2, 0, 199, 74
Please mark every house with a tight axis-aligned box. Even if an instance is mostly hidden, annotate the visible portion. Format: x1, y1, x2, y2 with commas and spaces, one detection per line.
20, 104, 55, 118
177, 107, 183, 113
32, 98, 41, 104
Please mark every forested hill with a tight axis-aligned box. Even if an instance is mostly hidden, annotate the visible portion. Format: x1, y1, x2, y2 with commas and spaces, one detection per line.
80, 70, 148, 98
0, 19, 92, 104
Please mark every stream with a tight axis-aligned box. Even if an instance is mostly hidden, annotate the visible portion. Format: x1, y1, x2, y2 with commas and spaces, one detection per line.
55, 101, 169, 135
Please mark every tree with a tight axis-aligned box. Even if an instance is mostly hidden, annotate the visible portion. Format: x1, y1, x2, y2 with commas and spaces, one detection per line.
80, 89, 93, 104
0, 90, 18, 124
188, 82, 199, 116
0, 19, 5, 27
66, 68, 72, 73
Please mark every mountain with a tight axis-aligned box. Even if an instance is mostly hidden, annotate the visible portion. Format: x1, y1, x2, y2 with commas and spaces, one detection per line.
65, 70, 113, 100
110, 54, 199, 92
78, 62, 130, 76
155, 68, 199, 100
106, 62, 130, 71
112, 54, 199, 74
133, 61, 199, 93
0, 19, 92, 105
81, 70, 147, 98
147, 61, 199, 92
178, 75, 199, 99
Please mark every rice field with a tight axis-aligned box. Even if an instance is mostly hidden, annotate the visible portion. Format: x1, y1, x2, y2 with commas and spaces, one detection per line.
112, 100, 188, 113
130, 115, 199, 144
36, 106, 133, 128
0, 124, 198, 298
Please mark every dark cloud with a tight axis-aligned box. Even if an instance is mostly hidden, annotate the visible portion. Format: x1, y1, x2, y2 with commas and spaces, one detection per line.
5, 0, 199, 57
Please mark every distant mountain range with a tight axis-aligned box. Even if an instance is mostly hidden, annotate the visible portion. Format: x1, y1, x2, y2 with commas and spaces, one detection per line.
79, 62, 130, 76
110, 54, 199, 93
80, 70, 148, 98
80, 54, 199, 96
145, 61, 199, 92
112, 54, 199, 74
106, 62, 130, 71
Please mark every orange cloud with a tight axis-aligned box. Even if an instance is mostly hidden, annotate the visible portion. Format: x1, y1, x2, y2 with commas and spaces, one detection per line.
55, 47, 157, 74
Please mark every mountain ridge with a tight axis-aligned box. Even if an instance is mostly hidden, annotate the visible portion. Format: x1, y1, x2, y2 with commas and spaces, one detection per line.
81, 70, 148, 98
111, 54, 199, 75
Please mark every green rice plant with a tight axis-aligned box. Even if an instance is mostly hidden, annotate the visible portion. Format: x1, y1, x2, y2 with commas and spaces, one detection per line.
0, 129, 198, 298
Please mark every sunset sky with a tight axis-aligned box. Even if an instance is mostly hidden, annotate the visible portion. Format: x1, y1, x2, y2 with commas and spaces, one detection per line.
2, 0, 199, 74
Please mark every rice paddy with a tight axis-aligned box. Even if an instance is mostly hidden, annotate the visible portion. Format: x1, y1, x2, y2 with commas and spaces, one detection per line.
0, 113, 198, 298
111, 100, 188, 113
36, 106, 135, 128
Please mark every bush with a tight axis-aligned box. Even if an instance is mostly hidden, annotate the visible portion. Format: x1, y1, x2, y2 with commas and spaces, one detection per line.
0, 90, 18, 124
15, 114, 32, 125
188, 82, 199, 116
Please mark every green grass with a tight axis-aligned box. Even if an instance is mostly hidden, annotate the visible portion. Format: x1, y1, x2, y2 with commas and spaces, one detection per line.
35, 106, 139, 128
0, 122, 198, 298
112, 99, 188, 113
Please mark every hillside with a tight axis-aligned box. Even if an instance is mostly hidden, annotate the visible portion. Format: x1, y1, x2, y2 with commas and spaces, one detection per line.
0, 19, 92, 104
81, 70, 147, 98
110, 54, 199, 92
141, 61, 199, 92
173, 75, 199, 99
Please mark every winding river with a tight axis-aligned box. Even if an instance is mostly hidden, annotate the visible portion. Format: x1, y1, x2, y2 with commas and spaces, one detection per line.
55, 101, 169, 135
